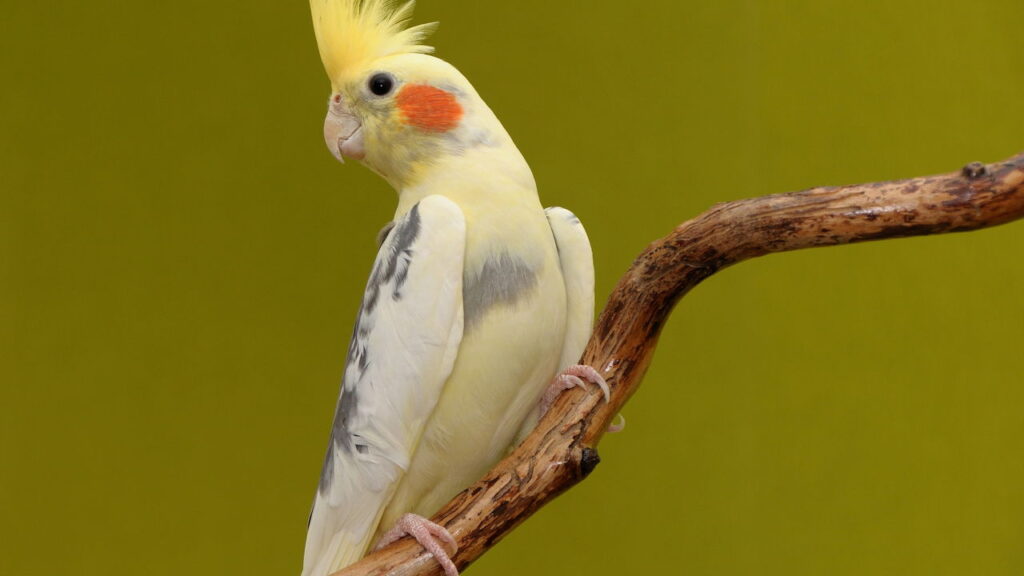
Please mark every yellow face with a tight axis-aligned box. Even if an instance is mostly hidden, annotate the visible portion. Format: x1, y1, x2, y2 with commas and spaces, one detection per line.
323, 53, 494, 188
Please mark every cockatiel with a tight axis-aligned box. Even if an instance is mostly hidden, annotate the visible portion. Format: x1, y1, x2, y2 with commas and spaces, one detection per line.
302, 1, 603, 575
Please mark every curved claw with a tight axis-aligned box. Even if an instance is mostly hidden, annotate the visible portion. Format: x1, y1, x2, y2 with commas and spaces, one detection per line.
607, 413, 626, 433
563, 365, 609, 403
539, 364, 611, 418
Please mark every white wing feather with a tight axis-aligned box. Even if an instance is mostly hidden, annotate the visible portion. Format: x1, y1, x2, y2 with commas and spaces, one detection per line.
512, 206, 594, 444
302, 195, 466, 576
545, 207, 595, 371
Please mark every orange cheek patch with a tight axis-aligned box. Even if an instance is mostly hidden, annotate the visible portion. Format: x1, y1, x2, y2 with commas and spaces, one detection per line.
396, 84, 463, 132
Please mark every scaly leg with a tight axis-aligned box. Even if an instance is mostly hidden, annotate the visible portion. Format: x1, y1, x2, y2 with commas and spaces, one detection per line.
374, 514, 458, 576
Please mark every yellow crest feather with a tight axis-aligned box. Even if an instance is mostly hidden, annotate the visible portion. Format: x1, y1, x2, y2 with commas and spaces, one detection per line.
310, 0, 437, 88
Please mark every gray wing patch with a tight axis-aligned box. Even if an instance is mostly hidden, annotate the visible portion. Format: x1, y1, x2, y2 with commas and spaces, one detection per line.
364, 207, 420, 311
463, 252, 538, 331
317, 204, 422, 496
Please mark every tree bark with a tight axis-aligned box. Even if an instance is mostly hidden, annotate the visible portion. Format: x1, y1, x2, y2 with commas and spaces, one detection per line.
331, 152, 1024, 576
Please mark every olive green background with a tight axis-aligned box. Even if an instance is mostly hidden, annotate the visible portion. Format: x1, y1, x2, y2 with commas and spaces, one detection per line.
3, 1, 1023, 574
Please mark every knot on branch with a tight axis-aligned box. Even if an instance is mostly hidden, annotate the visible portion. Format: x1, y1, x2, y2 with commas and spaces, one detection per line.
579, 447, 601, 478
962, 161, 987, 179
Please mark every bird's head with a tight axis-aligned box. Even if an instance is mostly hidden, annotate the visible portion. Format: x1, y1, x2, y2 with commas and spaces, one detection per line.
311, 0, 507, 189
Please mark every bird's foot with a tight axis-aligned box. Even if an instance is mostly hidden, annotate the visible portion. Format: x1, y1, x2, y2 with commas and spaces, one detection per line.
539, 364, 610, 418
374, 513, 458, 576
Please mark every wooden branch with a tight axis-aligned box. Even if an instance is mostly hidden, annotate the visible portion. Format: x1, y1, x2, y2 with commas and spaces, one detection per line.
332, 153, 1024, 576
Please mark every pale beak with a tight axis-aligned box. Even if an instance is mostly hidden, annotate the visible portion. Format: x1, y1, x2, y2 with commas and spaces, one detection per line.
324, 94, 365, 163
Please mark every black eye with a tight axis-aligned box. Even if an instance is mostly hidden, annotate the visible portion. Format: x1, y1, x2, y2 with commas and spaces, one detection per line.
368, 73, 395, 96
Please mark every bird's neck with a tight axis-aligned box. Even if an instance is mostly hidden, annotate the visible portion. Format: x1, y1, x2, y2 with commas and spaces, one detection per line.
393, 138, 539, 221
